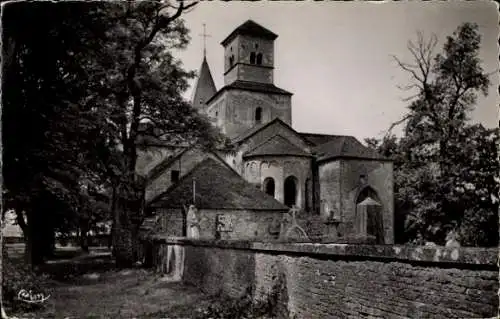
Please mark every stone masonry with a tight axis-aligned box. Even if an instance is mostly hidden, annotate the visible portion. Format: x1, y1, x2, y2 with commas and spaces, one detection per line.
151, 238, 499, 319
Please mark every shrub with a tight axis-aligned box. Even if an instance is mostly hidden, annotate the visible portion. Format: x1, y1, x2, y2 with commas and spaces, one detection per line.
2, 246, 52, 313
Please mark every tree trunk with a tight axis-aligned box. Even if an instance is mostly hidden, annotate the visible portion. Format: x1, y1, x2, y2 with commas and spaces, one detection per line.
112, 180, 142, 268
80, 225, 89, 253
25, 209, 44, 267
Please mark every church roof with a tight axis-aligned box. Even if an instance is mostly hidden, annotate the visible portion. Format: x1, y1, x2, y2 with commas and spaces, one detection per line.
149, 157, 289, 211
146, 147, 190, 182
206, 80, 292, 105
299, 132, 343, 147
232, 118, 306, 145
221, 20, 278, 46
191, 56, 217, 109
244, 134, 311, 158
313, 135, 389, 162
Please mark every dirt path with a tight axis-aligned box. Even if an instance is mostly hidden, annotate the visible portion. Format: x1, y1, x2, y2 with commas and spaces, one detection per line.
8, 247, 213, 319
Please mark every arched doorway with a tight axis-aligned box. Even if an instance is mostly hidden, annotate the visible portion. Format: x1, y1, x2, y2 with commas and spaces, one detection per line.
284, 176, 298, 207
263, 177, 275, 197
355, 186, 384, 244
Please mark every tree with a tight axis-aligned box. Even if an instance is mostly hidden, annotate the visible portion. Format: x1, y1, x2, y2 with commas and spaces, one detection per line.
384, 23, 498, 245
2, 2, 118, 265
2, 1, 229, 268
86, 1, 230, 267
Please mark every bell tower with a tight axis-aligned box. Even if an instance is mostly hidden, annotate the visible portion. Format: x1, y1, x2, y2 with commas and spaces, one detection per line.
205, 20, 293, 139
221, 20, 277, 85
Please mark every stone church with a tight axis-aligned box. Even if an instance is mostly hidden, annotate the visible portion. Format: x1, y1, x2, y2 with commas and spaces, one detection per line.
138, 20, 394, 244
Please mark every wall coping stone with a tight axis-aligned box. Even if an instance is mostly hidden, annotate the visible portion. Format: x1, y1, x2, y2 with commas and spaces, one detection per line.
149, 235, 499, 268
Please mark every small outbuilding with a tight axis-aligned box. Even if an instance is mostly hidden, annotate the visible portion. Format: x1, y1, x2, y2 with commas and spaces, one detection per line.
147, 157, 289, 240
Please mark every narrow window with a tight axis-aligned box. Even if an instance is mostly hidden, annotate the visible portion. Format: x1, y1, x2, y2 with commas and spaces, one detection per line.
255, 107, 262, 123
250, 52, 256, 64
263, 177, 275, 197
229, 55, 235, 67
171, 170, 180, 183
256, 53, 263, 65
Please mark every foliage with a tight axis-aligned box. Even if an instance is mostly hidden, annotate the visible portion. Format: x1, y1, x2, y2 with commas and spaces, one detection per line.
369, 22, 498, 246
192, 290, 280, 319
2, 248, 51, 313
2, 1, 229, 266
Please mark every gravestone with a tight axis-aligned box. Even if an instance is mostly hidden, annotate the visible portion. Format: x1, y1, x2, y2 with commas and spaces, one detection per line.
445, 230, 461, 248
186, 205, 200, 239
279, 206, 309, 241
216, 214, 234, 240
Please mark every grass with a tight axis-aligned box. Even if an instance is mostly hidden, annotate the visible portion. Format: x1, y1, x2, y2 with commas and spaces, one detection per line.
4, 245, 213, 319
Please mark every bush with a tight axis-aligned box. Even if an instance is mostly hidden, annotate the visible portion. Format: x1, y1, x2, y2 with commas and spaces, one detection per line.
2, 247, 52, 313
192, 288, 280, 319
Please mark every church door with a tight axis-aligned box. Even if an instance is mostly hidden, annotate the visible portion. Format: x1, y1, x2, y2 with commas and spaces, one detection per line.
284, 176, 297, 207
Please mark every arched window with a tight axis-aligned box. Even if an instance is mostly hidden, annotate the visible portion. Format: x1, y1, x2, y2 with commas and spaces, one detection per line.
229, 55, 235, 67
250, 52, 256, 64
263, 177, 275, 197
256, 53, 263, 65
284, 176, 298, 207
255, 107, 262, 124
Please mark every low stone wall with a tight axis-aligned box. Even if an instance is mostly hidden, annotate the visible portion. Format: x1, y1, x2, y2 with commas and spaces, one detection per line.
150, 236, 499, 319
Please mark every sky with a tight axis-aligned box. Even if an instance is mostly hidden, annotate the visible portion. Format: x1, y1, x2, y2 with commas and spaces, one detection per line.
173, 1, 499, 142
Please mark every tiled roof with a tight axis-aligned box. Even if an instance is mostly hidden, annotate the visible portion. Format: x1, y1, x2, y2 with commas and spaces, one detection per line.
221, 20, 278, 46
206, 80, 292, 105
299, 132, 344, 147
232, 118, 305, 144
313, 135, 389, 162
244, 135, 311, 158
149, 157, 289, 211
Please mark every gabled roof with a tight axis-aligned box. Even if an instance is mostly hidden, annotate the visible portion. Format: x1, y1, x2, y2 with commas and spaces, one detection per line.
221, 20, 278, 46
232, 117, 308, 145
146, 147, 191, 182
191, 56, 217, 109
244, 134, 311, 159
206, 80, 292, 105
299, 132, 343, 147
149, 157, 289, 211
313, 135, 389, 162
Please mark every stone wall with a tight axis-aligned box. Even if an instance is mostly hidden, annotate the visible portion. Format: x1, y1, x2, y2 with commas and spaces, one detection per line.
242, 156, 312, 210
151, 238, 499, 319
221, 90, 292, 139
318, 159, 394, 243
223, 35, 274, 85
153, 209, 286, 240
136, 146, 178, 177
341, 160, 394, 244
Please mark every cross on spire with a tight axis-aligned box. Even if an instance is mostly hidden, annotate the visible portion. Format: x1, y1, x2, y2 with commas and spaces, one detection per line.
199, 23, 211, 58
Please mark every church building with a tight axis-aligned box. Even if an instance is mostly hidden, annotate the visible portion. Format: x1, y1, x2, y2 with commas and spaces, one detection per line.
138, 20, 394, 243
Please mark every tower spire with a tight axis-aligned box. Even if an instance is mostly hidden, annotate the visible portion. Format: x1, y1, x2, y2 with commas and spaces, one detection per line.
199, 23, 211, 58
